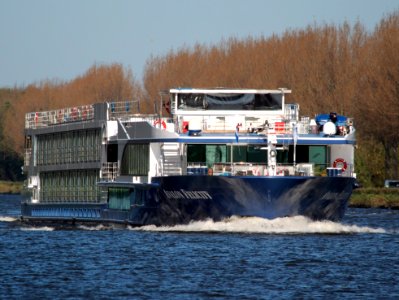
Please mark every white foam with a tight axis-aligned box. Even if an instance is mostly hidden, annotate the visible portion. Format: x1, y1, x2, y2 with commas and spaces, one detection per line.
77, 224, 110, 231
20, 226, 55, 231
131, 215, 387, 234
0, 216, 17, 222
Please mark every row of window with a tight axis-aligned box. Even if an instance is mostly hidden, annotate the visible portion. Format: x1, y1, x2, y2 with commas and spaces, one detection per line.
40, 170, 100, 203
36, 129, 101, 166
187, 144, 268, 166
187, 144, 328, 166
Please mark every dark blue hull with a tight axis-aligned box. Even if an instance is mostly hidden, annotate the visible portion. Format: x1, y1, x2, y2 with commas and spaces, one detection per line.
151, 175, 354, 225
20, 176, 355, 227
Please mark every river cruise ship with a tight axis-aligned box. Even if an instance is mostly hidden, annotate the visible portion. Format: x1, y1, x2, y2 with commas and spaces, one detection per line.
21, 88, 356, 226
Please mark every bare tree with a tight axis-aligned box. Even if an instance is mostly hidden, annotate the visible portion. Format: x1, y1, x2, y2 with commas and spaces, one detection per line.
356, 11, 399, 180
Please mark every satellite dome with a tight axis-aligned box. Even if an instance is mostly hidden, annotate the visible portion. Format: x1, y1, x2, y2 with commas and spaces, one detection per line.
323, 121, 336, 135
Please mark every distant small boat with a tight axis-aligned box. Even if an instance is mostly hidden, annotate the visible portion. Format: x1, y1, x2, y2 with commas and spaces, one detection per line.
21, 88, 356, 226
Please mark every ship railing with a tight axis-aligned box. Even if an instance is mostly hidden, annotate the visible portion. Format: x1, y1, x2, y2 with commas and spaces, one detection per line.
25, 104, 95, 129
24, 148, 32, 166
179, 116, 295, 135
179, 115, 354, 136
111, 113, 174, 132
191, 162, 355, 177
186, 163, 210, 175
107, 100, 141, 120
100, 162, 119, 181
211, 162, 269, 176
285, 103, 299, 121
106, 101, 173, 127
126, 115, 169, 126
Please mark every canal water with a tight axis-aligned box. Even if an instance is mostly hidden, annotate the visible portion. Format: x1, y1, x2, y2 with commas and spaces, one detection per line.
0, 194, 398, 299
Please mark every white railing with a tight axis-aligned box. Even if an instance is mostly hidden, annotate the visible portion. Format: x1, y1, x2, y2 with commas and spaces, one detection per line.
179, 116, 295, 134
192, 162, 355, 177
108, 100, 141, 120
101, 162, 119, 181
24, 149, 32, 166
179, 115, 354, 136
25, 104, 94, 129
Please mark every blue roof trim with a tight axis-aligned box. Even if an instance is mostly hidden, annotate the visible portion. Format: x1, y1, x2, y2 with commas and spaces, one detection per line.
177, 137, 355, 145
121, 134, 356, 145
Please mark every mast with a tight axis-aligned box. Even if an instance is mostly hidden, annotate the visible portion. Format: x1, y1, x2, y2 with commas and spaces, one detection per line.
293, 123, 298, 167
267, 132, 277, 176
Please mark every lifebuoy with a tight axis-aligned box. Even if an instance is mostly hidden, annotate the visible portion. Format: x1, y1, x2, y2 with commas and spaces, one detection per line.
333, 158, 347, 171
269, 150, 277, 157
154, 119, 167, 129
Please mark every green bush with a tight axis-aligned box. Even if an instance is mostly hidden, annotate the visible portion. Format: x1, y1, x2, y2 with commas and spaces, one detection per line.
350, 188, 399, 208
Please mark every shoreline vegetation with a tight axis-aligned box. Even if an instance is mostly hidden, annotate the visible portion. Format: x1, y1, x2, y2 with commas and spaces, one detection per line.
1, 11, 399, 188
349, 188, 399, 209
0, 181, 23, 195
1, 181, 398, 209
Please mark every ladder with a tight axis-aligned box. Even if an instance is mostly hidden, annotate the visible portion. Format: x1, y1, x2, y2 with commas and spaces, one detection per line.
161, 143, 182, 175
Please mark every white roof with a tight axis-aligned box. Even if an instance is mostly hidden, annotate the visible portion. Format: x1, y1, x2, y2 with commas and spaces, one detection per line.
169, 88, 291, 94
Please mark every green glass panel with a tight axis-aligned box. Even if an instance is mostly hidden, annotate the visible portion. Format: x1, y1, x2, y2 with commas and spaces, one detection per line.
247, 146, 268, 163
109, 187, 131, 210
226, 145, 247, 162
121, 144, 149, 176
309, 146, 326, 165
187, 144, 206, 164
205, 145, 227, 167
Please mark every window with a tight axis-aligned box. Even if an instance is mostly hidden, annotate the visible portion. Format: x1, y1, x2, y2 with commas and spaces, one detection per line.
108, 188, 131, 210
40, 170, 100, 203
187, 144, 268, 166
121, 144, 149, 176
36, 129, 101, 166
177, 93, 283, 111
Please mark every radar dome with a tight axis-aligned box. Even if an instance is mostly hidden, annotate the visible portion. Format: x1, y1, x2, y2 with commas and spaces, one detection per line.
323, 121, 336, 135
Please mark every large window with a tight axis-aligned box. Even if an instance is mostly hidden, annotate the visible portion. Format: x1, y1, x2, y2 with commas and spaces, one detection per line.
108, 188, 131, 210
187, 144, 268, 166
286, 145, 326, 164
187, 144, 327, 168
40, 170, 100, 203
177, 93, 283, 111
108, 187, 145, 210
36, 129, 101, 165
121, 144, 149, 176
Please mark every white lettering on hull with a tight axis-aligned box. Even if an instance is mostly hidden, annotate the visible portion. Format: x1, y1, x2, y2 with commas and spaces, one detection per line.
321, 192, 350, 200
163, 189, 212, 200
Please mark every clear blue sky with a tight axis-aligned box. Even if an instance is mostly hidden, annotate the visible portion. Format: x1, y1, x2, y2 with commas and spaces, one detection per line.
0, 0, 398, 87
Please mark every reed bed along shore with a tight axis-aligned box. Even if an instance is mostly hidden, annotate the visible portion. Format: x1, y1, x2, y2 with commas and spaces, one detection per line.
349, 188, 399, 209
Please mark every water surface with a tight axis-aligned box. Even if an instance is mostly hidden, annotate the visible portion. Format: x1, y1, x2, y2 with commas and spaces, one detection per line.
1, 195, 398, 299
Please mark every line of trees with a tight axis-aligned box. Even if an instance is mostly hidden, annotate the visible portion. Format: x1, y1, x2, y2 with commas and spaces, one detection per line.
1, 64, 144, 154
0, 10, 398, 186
